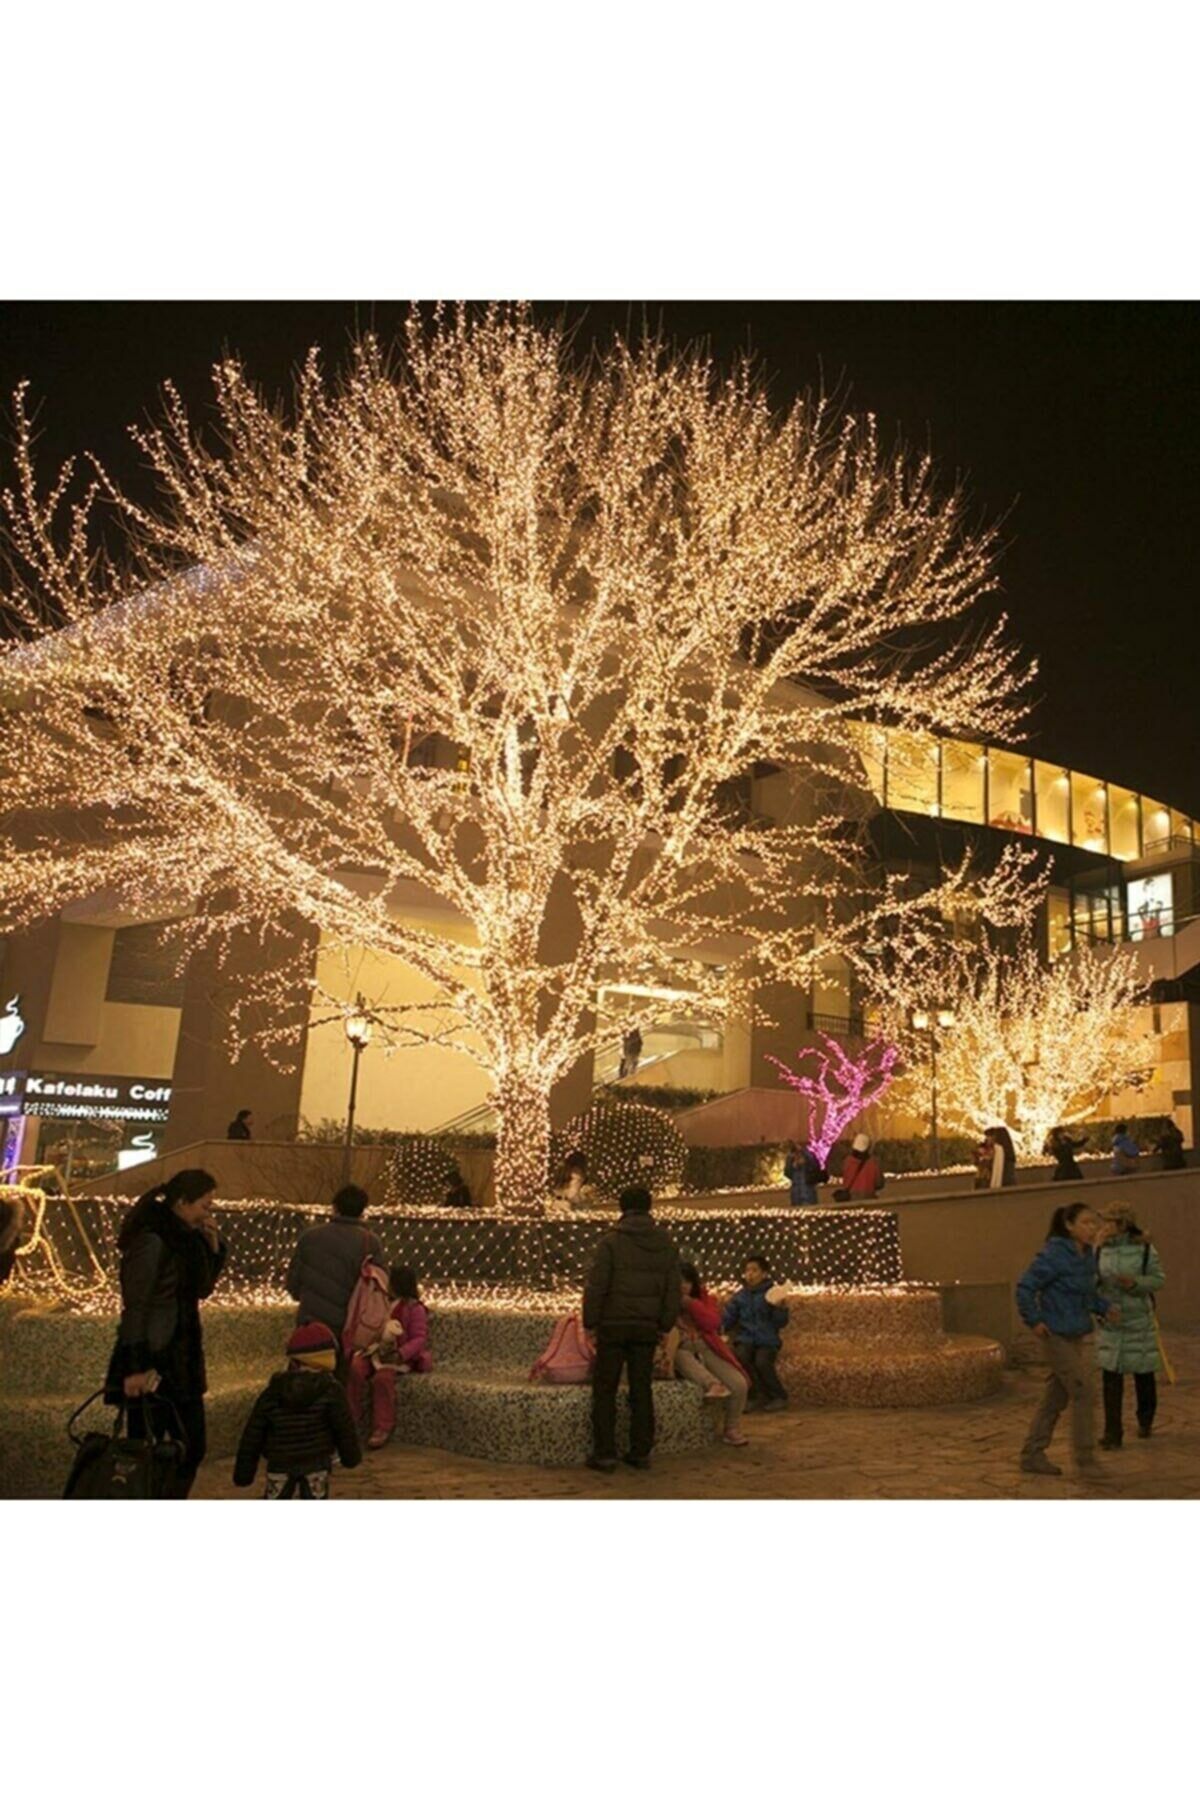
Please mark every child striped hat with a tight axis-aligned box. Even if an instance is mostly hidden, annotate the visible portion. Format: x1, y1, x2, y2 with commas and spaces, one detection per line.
286, 1321, 338, 1371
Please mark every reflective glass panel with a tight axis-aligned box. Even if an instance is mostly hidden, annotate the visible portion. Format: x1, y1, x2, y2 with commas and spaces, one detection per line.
988, 748, 1034, 834
1109, 785, 1140, 860
1034, 761, 1071, 844
941, 738, 985, 824
1071, 772, 1109, 854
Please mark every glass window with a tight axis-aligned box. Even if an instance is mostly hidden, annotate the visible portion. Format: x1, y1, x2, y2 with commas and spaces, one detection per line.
1171, 809, 1193, 849
1128, 874, 1174, 940
1072, 889, 1112, 943
1047, 888, 1071, 960
1034, 761, 1071, 844
1109, 785, 1140, 860
941, 738, 985, 824
988, 748, 1033, 834
1071, 772, 1109, 854
852, 724, 887, 807
886, 730, 940, 816
1140, 798, 1172, 855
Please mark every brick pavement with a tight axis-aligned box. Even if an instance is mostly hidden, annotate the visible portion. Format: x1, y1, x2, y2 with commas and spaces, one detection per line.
192, 1332, 1200, 1501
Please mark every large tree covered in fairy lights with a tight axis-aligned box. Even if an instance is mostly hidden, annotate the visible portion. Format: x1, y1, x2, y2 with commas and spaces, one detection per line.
893, 931, 1155, 1157
1, 306, 1037, 1210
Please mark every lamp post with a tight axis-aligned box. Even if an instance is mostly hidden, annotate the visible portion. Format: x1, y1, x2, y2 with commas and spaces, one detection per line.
342, 993, 374, 1184
910, 1006, 956, 1172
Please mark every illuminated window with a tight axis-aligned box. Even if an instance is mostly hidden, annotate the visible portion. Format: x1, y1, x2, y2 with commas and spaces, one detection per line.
851, 724, 888, 807
886, 730, 940, 816
1171, 809, 1193, 848
1140, 797, 1172, 855
1034, 761, 1070, 844
1109, 785, 1140, 861
941, 738, 985, 824
1071, 772, 1108, 854
1047, 888, 1071, 959
1128, 874, 1174, 940
988, 748, 1033, 834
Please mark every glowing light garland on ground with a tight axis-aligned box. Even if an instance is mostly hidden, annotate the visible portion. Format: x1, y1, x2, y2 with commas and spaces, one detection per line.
1, 305, 1038, 1210
889, 929, 1155, 1156
766, 1031, 900, 1163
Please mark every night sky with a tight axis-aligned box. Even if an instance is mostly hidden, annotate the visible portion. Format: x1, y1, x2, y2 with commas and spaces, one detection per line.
2, 301, 1196, 812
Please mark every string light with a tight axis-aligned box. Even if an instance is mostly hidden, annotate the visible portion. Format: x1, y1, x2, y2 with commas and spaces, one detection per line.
381, 1134, 465, 1207
550, 1099, 687, 1201
766, 1031, 900, 1163
9, 1190, 903, 1308
888, 929, 1156, 1156
1, 305, 1037, 1210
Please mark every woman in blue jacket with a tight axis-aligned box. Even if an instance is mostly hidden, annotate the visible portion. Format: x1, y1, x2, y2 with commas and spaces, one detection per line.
1015, 1201, 1120, 1479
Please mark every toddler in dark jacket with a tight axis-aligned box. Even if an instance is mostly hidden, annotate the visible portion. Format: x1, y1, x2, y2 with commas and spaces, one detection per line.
233, 1321, 363, 1498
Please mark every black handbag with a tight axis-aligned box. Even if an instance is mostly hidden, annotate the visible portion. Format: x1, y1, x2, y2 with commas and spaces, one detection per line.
63, 1390, 188, 1500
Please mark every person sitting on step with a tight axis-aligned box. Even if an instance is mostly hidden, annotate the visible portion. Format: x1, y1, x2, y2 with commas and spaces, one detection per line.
673, 1260, 751, 1445
722, 1255, 790, 1412
346, 1264, 432, 1450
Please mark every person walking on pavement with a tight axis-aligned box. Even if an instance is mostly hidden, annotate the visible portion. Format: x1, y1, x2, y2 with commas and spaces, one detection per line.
1095, 1198, 1165, 1448
285, 1184, 384, 1348
582, 1185, 681, 1473
1016, 1201, 1120, 1481
103, 1168, 226, 1498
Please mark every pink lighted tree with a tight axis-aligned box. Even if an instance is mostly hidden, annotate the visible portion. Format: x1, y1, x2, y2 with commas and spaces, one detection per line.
767, 1033, 900, 1165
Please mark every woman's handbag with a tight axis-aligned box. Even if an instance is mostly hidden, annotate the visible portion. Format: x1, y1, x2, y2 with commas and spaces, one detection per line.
63, 1390, 187, 1500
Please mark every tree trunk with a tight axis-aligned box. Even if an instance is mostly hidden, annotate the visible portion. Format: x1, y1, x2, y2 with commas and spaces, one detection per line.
493, 1074, 553, 1213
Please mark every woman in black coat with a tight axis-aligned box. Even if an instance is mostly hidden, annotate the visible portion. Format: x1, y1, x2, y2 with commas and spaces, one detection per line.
104, 1169, 225, 1497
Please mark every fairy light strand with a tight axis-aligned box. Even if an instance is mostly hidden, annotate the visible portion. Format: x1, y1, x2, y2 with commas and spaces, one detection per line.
1, 305, 1038, 1209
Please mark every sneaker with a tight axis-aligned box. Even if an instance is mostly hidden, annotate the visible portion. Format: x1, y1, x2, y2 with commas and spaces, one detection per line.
1020, 1452, 1062, 1476
585, 1454, 617, 1473
621, 1452, 651, 1469
705, 1383, 728, 1399
366, 1430, 391, 1451
762, 1398, 788, 1413
1099, 1436, 1122, 1451
723, 1430, 750, 1447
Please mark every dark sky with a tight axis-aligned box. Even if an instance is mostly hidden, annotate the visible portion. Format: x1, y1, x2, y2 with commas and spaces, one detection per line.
2, 301, 1197, 813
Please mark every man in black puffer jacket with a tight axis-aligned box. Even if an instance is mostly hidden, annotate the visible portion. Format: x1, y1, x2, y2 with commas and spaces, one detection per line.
582, 1186, 682, 1473
285, 1184, 384, 1342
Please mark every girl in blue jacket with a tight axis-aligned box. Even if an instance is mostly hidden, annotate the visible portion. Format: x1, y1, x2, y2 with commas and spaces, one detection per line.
1016, 1201, 1120, 1479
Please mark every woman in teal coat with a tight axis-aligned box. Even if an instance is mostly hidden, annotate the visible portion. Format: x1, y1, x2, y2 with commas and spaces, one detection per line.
1095, 1197, 1165, 1448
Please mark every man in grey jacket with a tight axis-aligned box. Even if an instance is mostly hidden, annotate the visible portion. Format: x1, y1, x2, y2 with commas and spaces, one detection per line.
582, 1185, 682, 1473
285, 1185, 384, 1343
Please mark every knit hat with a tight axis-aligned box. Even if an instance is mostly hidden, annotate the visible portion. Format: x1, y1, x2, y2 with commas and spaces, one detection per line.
852, 1133, 870, 1154
1101, 1196, 1139, 1228
286, 1321, 338, 1372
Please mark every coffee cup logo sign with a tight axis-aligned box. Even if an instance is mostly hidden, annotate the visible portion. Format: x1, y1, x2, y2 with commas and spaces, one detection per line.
0, 997, 26, 1057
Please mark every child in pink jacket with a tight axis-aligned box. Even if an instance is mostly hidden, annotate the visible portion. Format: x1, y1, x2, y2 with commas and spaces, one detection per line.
346, 1264, 431, 1449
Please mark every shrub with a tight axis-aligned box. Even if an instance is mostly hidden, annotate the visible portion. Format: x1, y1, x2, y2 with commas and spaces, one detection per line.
381, 1134, 465, 1207
606, 1084, 721, 1112
552, 1101, 687, 1200
682, 1143, 784, 1193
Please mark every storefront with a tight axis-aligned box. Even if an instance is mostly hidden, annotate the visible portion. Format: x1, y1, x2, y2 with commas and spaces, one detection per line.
1, 1070, 173, 1183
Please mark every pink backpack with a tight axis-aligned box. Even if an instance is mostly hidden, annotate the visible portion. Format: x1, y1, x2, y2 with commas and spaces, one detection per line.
529, 1314, 595, 1384
342, 1255, 392, 1357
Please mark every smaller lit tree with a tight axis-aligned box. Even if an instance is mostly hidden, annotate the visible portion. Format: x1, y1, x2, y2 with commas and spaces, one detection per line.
766, 1032, 901, 1165
894, 933, 1155, 1157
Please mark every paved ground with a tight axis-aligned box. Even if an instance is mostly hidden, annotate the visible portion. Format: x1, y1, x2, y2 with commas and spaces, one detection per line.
193, 1334, 1200, 1501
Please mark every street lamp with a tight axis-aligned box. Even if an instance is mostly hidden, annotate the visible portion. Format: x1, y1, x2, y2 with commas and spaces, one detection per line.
342, 993, 374, 1182
910, 1006, 956, 1171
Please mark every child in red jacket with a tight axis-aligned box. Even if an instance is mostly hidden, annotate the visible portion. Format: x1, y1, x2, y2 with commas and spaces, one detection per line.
346, 1264, 432, 1449
673, 1261, 751, 1446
